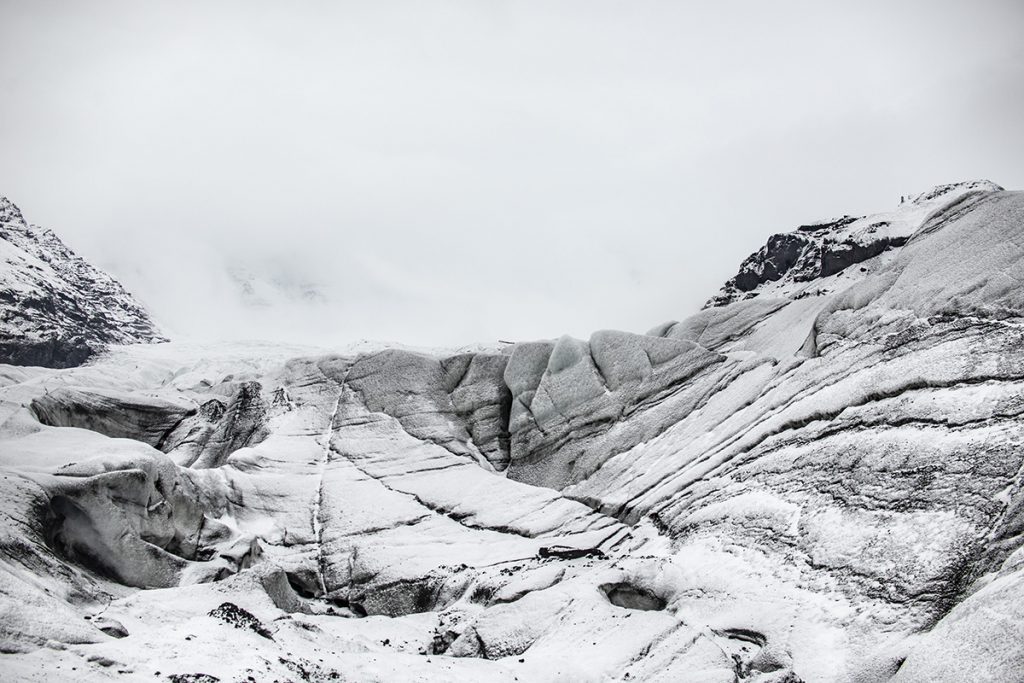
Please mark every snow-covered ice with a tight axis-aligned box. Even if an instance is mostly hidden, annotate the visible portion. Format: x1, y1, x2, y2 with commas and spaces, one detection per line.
2, 182, 1024, 681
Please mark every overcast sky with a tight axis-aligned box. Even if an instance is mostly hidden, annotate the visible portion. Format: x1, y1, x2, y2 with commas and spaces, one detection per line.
2, 1, 1022, 347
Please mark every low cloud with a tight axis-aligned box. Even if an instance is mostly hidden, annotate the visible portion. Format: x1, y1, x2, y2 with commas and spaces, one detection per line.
2, 1, 1022, 347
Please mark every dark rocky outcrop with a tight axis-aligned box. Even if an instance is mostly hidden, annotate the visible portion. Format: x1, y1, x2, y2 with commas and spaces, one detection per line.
729, 231, 817, 293
539, 545, 605, 560
0, 196, 165, 368
207, 602, 273, 639
707, 180, 1003, 307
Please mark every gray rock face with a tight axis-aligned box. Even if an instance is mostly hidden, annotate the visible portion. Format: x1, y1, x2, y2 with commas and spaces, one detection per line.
1, 181, 1023, 682
0, 196, 165, 368
706, 180, 1003, 307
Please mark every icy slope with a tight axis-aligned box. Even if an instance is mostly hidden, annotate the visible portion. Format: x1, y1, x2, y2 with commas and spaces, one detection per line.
0, 197, 165, 368
0, 182, 1022, 682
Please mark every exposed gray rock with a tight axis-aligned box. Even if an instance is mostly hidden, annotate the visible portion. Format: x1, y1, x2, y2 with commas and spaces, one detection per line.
706, 180, 1003, 307
207, 602, 273, 639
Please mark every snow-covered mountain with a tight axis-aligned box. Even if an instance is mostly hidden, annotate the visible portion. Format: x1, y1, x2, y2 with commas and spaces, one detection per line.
0, 197, 165, 367
1, 181, 1023, 682
706, 179, 1003, 307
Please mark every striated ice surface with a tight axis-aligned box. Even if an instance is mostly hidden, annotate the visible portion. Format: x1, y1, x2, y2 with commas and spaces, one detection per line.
1, 182, 1023, 681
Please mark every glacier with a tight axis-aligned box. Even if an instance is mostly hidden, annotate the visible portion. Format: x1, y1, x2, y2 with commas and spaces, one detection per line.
0, 182, 1023, 681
